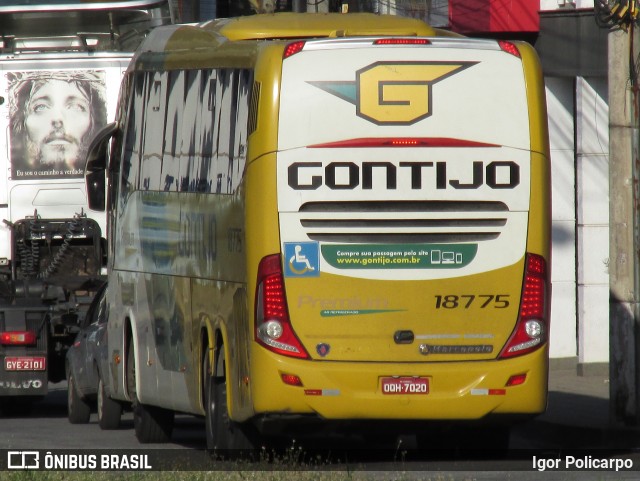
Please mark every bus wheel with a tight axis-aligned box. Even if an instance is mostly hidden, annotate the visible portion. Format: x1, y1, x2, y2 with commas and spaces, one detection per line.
204, 349, 257, 455
127, 336, 174, 443
133, 401, 174, 443
97, 376, 121, 430
67, 372, 91, 424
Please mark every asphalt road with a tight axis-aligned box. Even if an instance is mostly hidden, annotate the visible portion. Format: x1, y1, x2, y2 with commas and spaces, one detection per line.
1, 381, 536, 451
0, 381, 203, 450
1, 381, 640, 480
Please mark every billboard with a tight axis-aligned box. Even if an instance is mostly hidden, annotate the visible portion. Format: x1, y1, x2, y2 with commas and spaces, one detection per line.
7, 70, 107, 180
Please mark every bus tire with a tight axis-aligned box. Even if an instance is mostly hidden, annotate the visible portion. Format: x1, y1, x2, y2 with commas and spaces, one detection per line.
67, 373, 91, 424
133, 401, 174, 443
127, 332, 174, 443
204, 349, 256, 455
97, 376, 121, 430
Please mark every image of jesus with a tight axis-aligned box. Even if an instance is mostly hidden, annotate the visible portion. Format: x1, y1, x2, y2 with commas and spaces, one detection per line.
8, 70, 107, 179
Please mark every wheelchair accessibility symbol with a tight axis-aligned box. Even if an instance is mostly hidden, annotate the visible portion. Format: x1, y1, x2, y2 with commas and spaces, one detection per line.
284, 242, 320, 277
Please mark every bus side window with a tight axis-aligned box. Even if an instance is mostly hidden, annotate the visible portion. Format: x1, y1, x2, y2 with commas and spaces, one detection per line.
119, 74, 143, 210
232, 69, 252, 191
106, 74, 131, 212
206, 69, 224, 194
161, 70, 182, 192
108, 124, 123, 213
140, 73, 166, 191
217, 69, 234, 194
179, 69, 202, 192
198, 70, 216, 193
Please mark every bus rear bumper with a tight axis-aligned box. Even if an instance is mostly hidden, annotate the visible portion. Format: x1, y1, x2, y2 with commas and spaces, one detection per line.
248, 345, 548, 423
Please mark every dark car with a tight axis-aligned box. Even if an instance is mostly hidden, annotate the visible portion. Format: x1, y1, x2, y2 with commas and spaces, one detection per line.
66, 282, 121, 429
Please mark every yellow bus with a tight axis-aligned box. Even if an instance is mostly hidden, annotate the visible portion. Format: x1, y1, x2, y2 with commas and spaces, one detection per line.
86, 12, 551, 451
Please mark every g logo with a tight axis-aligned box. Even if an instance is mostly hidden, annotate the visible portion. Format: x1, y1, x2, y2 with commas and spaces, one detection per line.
358, 62, 473, 125
309, 61, 475, 125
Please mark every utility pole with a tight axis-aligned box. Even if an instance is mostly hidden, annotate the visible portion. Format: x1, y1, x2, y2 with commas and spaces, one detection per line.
609, 24, 640, 426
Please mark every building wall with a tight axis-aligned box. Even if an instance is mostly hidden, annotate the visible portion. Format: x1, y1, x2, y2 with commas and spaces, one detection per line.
543, 75, 611, 368
545, 77, 578, 360
449, 0, 539, 34
540, 0, 594, 10
538, 3, 610, 369
575, 76, 609, 367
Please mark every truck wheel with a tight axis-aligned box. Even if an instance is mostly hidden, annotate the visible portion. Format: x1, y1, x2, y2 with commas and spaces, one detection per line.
97, 377, 121, 430
127, 337, 174, 443
204, 348, 257, 455
67, 373, 91, 424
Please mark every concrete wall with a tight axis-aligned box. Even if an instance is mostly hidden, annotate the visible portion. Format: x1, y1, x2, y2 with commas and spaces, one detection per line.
575, 77, 609, 367
546, 77, 578, 360
545, 75, 609, 368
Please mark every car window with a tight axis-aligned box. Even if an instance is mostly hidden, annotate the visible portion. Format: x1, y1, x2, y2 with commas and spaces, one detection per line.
83, 283, 107, 328
96, 292, 108, 325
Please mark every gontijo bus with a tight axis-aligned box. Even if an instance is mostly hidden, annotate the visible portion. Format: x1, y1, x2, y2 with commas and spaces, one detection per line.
86, 12, 551, 449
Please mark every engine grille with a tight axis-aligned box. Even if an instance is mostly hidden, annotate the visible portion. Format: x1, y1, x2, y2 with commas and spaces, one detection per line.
298, 200, 508, 243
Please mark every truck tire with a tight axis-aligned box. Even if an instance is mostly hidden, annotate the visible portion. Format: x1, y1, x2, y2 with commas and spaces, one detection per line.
67, 373, 91, 424
97, 377, 121, 430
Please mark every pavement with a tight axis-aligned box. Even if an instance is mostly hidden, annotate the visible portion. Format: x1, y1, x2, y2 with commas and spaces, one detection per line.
521, 362, 639, 451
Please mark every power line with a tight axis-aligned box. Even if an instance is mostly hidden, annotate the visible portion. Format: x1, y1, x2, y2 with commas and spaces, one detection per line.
595, 0, 639, 30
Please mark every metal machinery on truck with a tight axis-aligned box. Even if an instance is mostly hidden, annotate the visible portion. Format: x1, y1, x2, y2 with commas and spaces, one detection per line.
0, 0, 173, 410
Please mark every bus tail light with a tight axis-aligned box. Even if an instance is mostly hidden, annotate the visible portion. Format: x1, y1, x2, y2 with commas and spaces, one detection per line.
499, 254, 548, 359
281, 373, 304, 386
506, 373, 527, 387
0, 331, 37, 346
373, 38, 431, 45
498, 40, 521, 58
283, 41, 305, 58
255, 254, 309, 359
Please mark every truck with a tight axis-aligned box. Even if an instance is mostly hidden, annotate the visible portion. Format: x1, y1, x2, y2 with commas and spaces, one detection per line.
0, 0, 173, 413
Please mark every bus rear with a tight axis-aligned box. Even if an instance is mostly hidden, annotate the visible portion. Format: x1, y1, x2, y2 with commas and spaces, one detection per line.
247, 36, 550, 439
